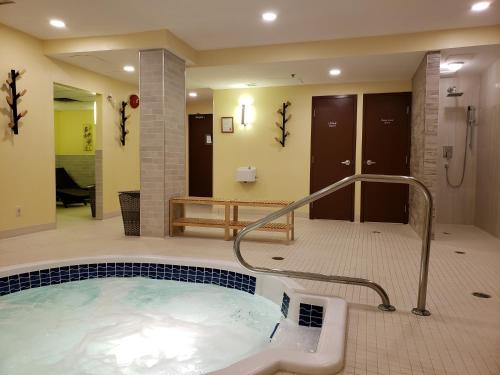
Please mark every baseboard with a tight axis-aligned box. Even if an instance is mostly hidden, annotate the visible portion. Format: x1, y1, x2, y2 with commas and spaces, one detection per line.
102, 211, 121, 220
0, 222, 57, 239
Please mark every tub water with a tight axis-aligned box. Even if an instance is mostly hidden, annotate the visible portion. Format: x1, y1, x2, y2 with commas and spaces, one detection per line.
0, 278, 283, 375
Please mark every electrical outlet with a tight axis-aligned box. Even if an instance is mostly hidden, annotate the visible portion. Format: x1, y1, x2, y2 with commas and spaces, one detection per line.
16, 207, 21, 217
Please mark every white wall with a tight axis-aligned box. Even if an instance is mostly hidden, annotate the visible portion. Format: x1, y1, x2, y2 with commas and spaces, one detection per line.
475, 58, 500, 238
436, 75, 480, 224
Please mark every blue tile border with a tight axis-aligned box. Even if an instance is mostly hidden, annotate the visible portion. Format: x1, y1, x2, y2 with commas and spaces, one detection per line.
299, 303, 324, 327
281, 292, 290, 317
0, 263, 256, 297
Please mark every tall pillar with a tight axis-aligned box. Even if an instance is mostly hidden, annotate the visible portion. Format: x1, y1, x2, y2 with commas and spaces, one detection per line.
409, 51, 440, 237
139, 49, 186, 237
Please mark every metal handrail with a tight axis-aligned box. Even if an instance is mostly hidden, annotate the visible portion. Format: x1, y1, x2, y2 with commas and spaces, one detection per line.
233, 174, 433, 316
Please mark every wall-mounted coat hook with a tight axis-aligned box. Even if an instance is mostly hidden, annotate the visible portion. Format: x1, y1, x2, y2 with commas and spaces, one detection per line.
274, 101, 291, 147
5, 69, 27, 135
119, 100, 129, 146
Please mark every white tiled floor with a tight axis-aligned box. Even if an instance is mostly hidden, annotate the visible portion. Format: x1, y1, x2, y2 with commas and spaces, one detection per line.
1, 206, 499, 375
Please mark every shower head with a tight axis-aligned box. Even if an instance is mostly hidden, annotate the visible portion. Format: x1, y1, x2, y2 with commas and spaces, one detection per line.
447, 86, 463, 97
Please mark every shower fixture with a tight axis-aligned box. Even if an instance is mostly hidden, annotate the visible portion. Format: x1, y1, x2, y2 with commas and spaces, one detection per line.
446, 86, 463, 97
466, 105, 476, 150
445, 105, 476, 188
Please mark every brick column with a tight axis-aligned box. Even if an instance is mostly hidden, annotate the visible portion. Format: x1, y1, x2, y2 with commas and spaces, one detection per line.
139, 49, 186, 237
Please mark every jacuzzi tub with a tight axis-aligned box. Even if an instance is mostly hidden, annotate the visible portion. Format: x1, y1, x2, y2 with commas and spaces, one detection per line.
0, 256, 347, 375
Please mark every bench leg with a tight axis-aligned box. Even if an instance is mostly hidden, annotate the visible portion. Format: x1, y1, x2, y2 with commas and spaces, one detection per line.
291, 210, 295, 241
170, 202, 185, 236
224, 204, 230, 240
286, 213, 291, 244
179, 204, 185, 233
169, 201, 174, 237
233, 205, 239, 237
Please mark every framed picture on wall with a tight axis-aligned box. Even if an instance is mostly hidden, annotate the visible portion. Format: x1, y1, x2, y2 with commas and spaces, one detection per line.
83, 123, 93, 151
221, 117, 234, 133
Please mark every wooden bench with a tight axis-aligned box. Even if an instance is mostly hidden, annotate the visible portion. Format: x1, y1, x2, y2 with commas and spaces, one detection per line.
169, 197, 294, 242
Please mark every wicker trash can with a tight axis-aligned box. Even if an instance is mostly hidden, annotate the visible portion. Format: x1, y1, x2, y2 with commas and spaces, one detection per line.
118, 190, 140, 236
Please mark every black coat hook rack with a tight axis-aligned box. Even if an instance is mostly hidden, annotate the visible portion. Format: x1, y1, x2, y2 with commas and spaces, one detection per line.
275, 101, 291, 147
5, 69, 27, 135
119, 100, 129, 146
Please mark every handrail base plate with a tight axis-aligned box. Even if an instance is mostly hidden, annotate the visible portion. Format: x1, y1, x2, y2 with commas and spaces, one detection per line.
411, 308, 431, 316
378, 304, 396, 312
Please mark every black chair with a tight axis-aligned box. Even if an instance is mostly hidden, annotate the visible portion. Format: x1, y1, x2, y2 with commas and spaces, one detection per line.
56, 168, 91, 207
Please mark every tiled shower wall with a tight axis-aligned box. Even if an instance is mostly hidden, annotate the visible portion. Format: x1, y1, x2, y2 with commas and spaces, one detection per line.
475, 58, 500, 238
409, 52, 440, 236
436, 75, 480, 224
55, 155, 95, 187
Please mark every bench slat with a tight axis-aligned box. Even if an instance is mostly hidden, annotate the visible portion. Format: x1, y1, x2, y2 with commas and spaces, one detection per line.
173, 217, 226, 227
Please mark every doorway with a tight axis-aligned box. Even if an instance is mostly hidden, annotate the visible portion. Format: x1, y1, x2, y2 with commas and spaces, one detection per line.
188, 114, 213, 197
361, 92, 411, 223
310, 95, 357, 220
53, 83, 99, 226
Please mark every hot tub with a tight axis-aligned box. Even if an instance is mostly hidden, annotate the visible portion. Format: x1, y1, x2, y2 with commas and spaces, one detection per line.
0, 256, 347, 375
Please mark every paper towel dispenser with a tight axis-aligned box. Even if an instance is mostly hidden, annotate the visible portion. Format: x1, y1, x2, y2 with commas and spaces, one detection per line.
236, 166, 257, 182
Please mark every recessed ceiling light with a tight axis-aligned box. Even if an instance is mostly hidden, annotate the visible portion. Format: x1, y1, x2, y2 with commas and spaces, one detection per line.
440, 65, 454, 74
443, 62, 464, 72
329, 68, 342, 76
471, 1, 491, 11
440, 62, 465, 74
123, 65, 135, 73
188, 92, 198, 97
49, 19, 66, 28
447, 62, 464, 71
262, 12, 277, 22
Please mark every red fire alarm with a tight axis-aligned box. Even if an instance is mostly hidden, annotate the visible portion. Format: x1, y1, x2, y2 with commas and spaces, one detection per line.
129, 94, 140, 109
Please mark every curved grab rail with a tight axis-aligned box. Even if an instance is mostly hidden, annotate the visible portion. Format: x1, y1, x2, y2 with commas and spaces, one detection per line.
233, 174, 433, 316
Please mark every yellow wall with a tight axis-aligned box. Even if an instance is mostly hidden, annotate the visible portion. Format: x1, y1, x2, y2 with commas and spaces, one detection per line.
213, 81, 411, 218
54, 110, 95, 155
0, 23, 139, 235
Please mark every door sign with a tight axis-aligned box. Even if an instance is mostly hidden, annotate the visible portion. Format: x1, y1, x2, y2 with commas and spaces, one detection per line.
380, 118, 395, 125
328, 121, 337, 128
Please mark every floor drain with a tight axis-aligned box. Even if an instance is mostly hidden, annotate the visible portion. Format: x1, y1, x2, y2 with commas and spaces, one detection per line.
372, 231, 381, 234
472, 292, 491, 299
455, 251, 466, 254
272, 256, 285, 261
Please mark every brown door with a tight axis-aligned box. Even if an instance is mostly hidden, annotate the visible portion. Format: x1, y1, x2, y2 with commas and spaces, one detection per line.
361, 92, 411, 223
310, 95, 357, 220
188, 114, 213, 197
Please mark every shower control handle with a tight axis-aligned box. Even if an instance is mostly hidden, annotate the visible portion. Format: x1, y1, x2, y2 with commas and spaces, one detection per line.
366, 160, 376, 166
340, 160, 351, 166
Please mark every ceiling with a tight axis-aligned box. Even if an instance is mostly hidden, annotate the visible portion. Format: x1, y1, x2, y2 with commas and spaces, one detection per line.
441, 44, 500, 76
53, 83, 96, 110
186, 88, 213, 103
187, 52, 426, 89
51, 45, 500, 95
52, 49, 426, 88
55, 50, 140, 85
0, 0, 499, 50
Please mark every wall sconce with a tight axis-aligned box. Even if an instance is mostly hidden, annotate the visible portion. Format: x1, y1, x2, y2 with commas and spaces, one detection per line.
237, 95, 254, 127
241, 104, 247, 126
